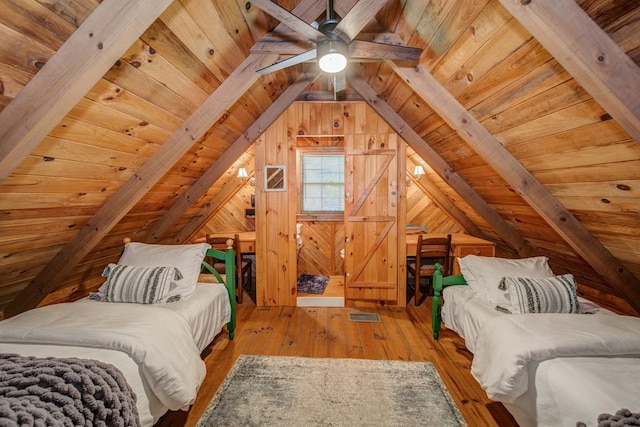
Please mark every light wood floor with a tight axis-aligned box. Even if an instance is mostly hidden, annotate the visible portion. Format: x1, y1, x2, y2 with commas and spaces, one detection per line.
156, 297, 518, 427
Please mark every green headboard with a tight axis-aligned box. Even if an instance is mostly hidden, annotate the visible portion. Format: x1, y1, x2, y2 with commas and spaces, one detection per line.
201, 247, 236, 340
432, 263, 467, 340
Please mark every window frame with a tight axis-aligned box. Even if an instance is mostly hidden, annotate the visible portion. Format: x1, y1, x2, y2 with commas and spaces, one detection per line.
296, 146, 345, 222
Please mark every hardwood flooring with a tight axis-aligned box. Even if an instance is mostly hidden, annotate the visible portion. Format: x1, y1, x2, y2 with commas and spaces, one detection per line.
156, 297, 518, 426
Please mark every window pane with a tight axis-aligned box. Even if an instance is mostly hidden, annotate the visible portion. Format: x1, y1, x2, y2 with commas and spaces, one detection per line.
301, 154, 344, 212
304, 169, 322, 182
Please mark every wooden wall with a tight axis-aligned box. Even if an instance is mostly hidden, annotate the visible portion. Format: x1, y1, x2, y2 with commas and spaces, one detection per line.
199, 154, 461, 279
249, 102, 409, 306
1, 0, 639, 315
198, 184, 256, 236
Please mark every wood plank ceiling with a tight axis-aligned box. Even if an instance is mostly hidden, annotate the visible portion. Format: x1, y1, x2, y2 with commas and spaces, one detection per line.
0, 0, 639, 316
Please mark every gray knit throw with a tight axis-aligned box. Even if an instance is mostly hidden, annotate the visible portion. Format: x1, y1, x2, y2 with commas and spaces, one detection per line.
577, 408, 640, 427
0, 353, 139, 427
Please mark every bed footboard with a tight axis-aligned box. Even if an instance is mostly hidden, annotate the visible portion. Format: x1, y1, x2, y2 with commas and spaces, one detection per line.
432, 263, 467, 340
202, 246, 236, 340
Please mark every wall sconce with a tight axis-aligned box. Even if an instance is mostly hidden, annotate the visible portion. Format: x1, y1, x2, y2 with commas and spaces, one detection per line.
237, 167, 248, 178
413, 165, 425, 177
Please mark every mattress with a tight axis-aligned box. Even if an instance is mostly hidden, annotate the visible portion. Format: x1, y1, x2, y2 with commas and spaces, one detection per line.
441, 286, 640, 427
159, 281, 231, 351
441, 285, 496, 353
506, 356, 640, 427
441, 286, 614, 353
0, 282, 231, 426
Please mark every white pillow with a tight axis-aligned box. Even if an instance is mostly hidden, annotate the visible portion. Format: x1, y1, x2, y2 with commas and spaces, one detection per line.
116, 242, 210, 300
457, 255, 555, 307
102, 263, 182, 304
498, 274, 580, 314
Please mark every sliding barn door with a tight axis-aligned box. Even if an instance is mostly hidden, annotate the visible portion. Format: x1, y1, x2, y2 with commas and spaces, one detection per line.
344, 131, 403, 304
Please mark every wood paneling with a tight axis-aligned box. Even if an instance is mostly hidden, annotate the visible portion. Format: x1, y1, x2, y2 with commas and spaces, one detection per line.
1, 0, 639, 315
297, 222, 345, 276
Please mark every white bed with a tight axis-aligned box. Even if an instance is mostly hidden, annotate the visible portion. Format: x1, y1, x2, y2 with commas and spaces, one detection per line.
0, 241, 236, 426
433, 256, 640, 427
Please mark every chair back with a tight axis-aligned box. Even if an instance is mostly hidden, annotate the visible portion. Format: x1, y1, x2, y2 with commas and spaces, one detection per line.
206, 234, 253, 304
205, 235, 235, 273
416, 234, 453, 276
206, 235, 233, 249
233, 233, 246, 283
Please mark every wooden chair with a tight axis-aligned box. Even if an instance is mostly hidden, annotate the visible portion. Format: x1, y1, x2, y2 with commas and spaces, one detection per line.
205, 234, 252, 304
407, 234, 452, 306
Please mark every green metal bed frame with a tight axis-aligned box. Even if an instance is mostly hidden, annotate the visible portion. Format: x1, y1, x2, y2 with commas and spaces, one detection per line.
200, 246, 237, 340
432, 263, 468, 340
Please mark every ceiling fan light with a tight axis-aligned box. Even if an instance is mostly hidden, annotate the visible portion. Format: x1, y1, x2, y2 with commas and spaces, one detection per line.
319, 53, 347, 73
317, 38, 348, 73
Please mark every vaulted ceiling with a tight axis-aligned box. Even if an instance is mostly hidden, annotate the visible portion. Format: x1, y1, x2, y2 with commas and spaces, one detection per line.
0, 0, 639, 317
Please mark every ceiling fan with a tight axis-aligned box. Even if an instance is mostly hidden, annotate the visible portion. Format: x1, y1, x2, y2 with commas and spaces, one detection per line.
250, 0, 423, 94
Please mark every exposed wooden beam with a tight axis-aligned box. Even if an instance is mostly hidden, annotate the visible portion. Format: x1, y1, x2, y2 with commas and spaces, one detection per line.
251, 0, 325, 43
145, 71, 321, 243
4, 53, 278, 318
406, 165, 484, 237
391, 63, 640, 313
297, 90, 362, 102
334, 0, 388, 44
0, 0, 174, 183
497, 0, 640, 144
250, 32, 316, 55
349, 75, 533, 256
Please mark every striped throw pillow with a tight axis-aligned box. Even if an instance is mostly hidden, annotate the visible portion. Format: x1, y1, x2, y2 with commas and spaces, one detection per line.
101, 263, 183, 304
498, 274, 580, 314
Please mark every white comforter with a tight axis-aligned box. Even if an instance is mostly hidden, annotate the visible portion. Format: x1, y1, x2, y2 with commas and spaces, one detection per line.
471, 313, 640, 403
0, 300, 206, 411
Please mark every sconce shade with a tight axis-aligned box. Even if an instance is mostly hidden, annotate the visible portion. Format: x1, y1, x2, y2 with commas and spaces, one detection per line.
413, 165, 425, 177
237, 167, 248, 178
317, 36, 348, 74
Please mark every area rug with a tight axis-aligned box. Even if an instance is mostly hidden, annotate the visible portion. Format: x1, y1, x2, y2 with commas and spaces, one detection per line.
196, 355, 466, 426
297, 274, 330, 294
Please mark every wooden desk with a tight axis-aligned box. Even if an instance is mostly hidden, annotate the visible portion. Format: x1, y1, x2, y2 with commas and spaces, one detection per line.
406, 233, 495, 274
201, 231, 256, 254
200, 232, 492, 273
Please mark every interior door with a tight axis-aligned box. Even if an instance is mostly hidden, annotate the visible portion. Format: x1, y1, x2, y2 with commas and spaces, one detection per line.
344, 133, 401, 303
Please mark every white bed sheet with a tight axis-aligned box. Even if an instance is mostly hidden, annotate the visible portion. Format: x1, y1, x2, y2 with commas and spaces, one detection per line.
441, 286, 616, 353
441, 286, 640, 427
506, 356, 640, 427
441, 285, 497, 353
0, 282, 231, 426
160, 281, 231, 352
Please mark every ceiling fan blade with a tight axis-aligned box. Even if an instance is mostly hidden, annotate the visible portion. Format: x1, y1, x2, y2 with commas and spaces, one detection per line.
251, 0, 325, 42
334, 0, 388, 43
251, 32, 314, 55
349, 40, 422, 62
327, 71, 346, 100
333, 71, 347, 92
256, 49, 318, 74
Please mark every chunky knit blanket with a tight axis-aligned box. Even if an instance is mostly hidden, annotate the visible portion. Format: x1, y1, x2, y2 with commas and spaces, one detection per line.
0, 353, 139, 427
577, 408, 640, 427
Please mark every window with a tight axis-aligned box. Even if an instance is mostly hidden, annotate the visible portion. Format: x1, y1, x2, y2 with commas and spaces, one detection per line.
301, 153, 344, 212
